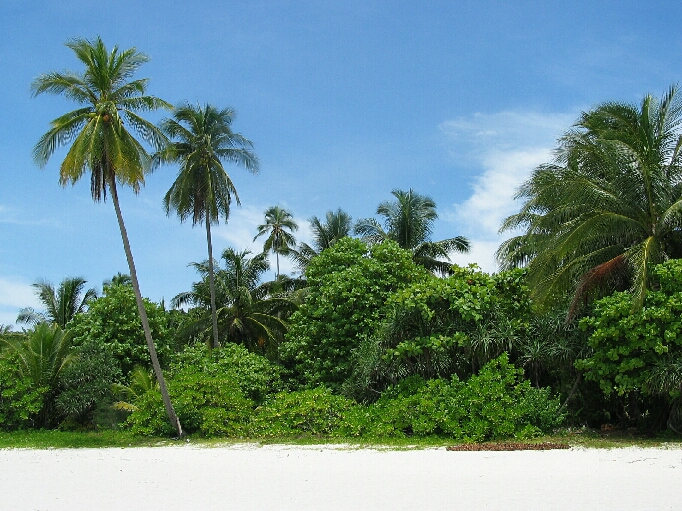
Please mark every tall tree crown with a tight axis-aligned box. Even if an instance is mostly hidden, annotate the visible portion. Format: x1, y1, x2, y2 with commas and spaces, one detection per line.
31, 36, 170, 201
498, 85, 682, 313
159, 103, 259, 226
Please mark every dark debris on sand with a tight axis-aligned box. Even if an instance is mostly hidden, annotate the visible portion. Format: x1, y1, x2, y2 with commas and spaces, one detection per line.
446, 442, 570, 451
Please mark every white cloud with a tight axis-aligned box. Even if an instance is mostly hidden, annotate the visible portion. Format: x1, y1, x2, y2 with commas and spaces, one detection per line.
453, 147, 552, 236
0, 277, 41, 328
441, 110, 577, 272
0, 278, 40, 309
448, 240, 502, 275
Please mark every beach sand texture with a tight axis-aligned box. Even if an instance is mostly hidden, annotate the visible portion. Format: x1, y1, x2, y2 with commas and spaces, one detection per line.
1, 444, 680, 510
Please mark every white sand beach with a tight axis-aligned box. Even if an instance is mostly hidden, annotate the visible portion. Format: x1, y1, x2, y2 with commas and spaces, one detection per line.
0, 444, 680, 510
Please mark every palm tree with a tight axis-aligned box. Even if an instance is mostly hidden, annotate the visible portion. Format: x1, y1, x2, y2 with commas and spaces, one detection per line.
355, 189, 470, 274
497, 86, 682, 315
17, 277, 97, 328
294, 208, 353, 272
31, 37, 182, 436
1, 323, 74, 427
103, 272, 132, 288
172, 248, 292, 355
157, 103, 258, 349
254, 206, 298, 277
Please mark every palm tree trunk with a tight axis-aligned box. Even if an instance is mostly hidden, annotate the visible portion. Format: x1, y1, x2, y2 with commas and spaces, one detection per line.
205, 215, 220, 349
108, 177, 183, 437
276, 251, 280, 278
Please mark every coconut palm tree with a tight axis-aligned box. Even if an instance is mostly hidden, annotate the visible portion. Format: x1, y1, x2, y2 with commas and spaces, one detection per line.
294, 208, 353, 272
17, 277, 97, 329
172, 248, 292, 355
254, 206, 298, 277
157, 103, 259, 349
31, 37, 182, 436
497, 86, 682, 315
355, 189, 470, 274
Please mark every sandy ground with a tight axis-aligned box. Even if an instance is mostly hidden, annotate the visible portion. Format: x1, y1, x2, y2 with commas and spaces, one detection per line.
0, 443, 680, 510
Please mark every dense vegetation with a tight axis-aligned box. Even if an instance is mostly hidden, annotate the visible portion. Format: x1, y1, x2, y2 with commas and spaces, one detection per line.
2, 37, 682, 441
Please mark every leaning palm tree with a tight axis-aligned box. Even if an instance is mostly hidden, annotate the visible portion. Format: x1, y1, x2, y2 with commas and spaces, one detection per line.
254, 206, 298, 277
497, 86, 682, 315
31, 37, 182, 436
17, 277, 97, 329
157, 103, 258, 349
355, 189, 470, 274
293, 208, 353, 272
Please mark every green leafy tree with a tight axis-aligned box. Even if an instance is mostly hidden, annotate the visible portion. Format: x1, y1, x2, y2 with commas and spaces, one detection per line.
345, 266, 531, 399
158, 103, 258, 349
17, 277, 97, 328
280, 238, 428, 388
31, 37, 182, 435
69, 282, 171, 377
576, 259, 682, 428
254, 206, 298, 277
355, 189, 470, 275
498, 86, 682, 314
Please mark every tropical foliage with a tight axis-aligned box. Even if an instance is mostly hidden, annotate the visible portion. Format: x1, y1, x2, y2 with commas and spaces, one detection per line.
1, 323, 74, 427
173, 248, 292, 355
254, 206, 298, 277
69, 282, 172, 377
498, 87, 682, 313
17, 277, 97, 328
31, 36, 181, 435
280, 238, 428, 388
294, 208, 353, 271
158, 103, 259, 348
355, 188, 470, 274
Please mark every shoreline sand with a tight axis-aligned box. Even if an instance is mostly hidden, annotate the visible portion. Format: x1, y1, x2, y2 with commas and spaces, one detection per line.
1, 444, 680, 510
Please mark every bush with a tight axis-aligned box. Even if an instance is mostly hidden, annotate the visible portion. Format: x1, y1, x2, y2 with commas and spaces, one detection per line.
126, 371, 254, 437
170, 343, 283, 403
0, 353, 45, 430
55, 340, 123, 427
126, 343, 281, 437
353, 354, 564, 441
250, 387, 357, 437
345, 266, 532, 400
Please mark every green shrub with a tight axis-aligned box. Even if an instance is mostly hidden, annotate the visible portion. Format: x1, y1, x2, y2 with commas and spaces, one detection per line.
520, 386, 566, 432
126, 343, 281, 437
0, 353, 45, 430
126, 371, 253, 437
170, 343, 283, 403
250, 387, 357, 437
55, 340, 123, 427
357, 354, 564, 441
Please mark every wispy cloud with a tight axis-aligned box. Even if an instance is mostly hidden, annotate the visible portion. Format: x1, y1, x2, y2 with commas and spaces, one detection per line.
0, 277, 41, 328
440, 110, 576, 273
0, 205, 62, 227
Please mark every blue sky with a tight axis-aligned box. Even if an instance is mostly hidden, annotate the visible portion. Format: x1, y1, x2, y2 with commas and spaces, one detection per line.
1, 0, 681, 326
